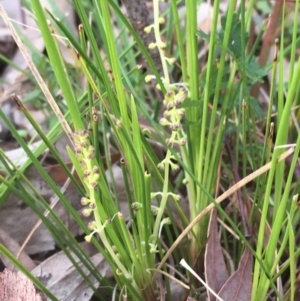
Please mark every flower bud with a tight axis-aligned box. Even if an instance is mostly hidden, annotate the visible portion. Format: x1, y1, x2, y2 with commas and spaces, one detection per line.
93, 166, 100, 174
165, 90, 175, 102
169, 193, 181, 201
84, 170, 91, 178
179, 138, 186, 146
158, 41, 166, 49
84, 234, 92, 243
157, 162, 164, 171
144, 25, 152, 33
148, 42, 157, 50
131, 202, 143, 211
165, 57, 176, 65
170, 161, 179, 172
170, 122, 181, 131
162, 217, 171, 225
88, 221, 97, 230
166, 102, 174, 110
81, 197, 90, 206
89, 202, 96, 209
159, 117, 170, 126
82, 208, 93, 217
151, 206, 159, 216
159, 17, 165, 24
145, 75, 155, 82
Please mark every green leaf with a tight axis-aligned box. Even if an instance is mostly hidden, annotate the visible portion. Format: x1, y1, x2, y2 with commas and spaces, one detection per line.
243, 57, 268, 82
217, 13, 248, 59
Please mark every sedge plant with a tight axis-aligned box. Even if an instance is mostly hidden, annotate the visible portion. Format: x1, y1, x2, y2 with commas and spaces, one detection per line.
0, 0, 300, 300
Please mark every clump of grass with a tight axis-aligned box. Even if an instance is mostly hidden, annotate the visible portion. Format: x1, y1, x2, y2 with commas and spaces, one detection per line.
0, 0, 300, 300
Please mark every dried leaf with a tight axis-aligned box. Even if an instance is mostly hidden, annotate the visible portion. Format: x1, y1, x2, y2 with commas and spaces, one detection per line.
218, 247, 253, 301
31, 242, 113, 301
0, 151, 123, 254
0, 164, 83, 254
0, 75, 35, 104
0, 200, 62, 255
204, 208, 229, 301
0, 228, 36, 271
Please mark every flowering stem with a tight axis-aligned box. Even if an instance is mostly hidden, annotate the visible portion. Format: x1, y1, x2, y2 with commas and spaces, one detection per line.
153, 150, 171, 241
153, 0, 170, 87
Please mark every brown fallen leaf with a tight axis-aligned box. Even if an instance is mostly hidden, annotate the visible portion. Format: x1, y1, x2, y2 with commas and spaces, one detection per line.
31, 242, 113, 301
0, 227, 36, 271
218, 247, 253, 301
0, 153, 125, 255
0, 188, 82, 255
204, 208, 229, 301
